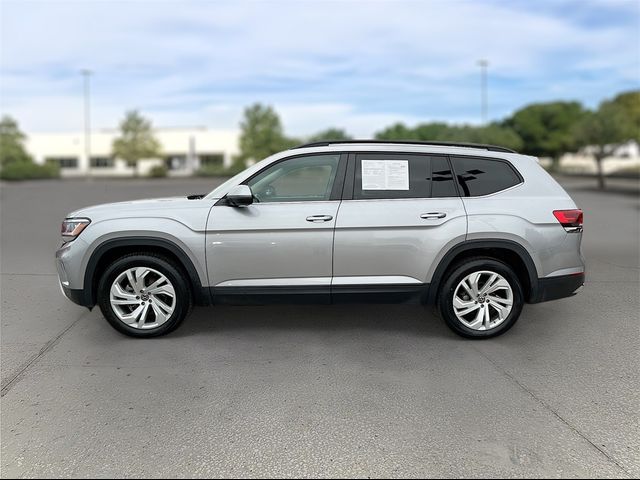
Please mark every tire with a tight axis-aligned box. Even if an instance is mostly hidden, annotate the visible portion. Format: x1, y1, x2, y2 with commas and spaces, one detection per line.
97, 253, 192, 338
437, 257, 524, 339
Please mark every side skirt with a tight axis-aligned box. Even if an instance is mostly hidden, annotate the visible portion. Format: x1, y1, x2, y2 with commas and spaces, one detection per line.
331, 284, 430, 304
210, 284, 431, 306
211, 286, 331, 305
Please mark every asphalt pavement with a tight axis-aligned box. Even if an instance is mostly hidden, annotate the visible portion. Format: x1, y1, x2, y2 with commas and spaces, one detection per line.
1, 176, 638, 478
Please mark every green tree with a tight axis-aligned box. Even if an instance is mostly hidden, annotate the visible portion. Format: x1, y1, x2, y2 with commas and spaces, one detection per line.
608, 90, 640, 142
374, 122, 415, 140
375, 121, 522, 151
236, 104, 293, 168
411, 122, 454, 141
0, 116, 32, 167
573, 92, 639, 190
307, 128, 352, 142
505, 101, 587, 168
112, 110, 161, 176
444, 124, 523, 151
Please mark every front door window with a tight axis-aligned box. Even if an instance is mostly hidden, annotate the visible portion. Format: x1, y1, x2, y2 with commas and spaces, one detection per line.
247, 154, 340, 203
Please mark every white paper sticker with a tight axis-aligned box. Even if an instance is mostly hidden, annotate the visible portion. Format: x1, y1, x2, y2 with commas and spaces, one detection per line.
361, 160, 409, 190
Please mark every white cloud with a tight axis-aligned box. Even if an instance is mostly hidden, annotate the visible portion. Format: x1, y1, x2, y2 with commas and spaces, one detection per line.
277, 102, 437, 138
1, 0, 637, 136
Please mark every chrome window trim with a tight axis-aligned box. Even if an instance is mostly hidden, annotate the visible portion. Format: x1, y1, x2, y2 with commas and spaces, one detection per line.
332, 276, 422, 285
218, 200, 341, 206
215, 277, 331, 287
455, 181, 525, 199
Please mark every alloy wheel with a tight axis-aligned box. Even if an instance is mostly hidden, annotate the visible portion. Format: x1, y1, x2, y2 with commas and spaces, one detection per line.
109, 267, 176, 329
452, 270, 513, 331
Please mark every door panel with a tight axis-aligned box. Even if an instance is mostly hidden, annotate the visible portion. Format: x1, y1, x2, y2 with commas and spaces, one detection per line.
333, 198, 467, 284
207, 201, 340, 288
206, 152, 346, 303
333, 153, 467, 288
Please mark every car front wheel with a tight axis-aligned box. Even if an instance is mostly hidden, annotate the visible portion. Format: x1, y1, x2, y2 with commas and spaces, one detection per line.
97, 253, 192, 338
438, 257, 524, 338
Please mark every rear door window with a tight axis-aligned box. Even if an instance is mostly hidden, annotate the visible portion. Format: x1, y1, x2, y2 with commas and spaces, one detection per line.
353, 153, 455, 199
429, 156, 458, 198
451, 157, 522, 197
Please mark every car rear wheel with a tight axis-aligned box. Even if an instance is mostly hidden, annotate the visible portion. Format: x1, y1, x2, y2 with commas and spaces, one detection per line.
438, 257, 524, 338
97, 253, 192, 338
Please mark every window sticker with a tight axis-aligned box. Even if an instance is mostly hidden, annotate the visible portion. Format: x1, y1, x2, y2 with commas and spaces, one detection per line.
361, 160, 409, 190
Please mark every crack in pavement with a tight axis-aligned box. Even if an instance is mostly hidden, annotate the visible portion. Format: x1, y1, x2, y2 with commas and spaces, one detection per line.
1, 310, 90, 397
472, 345, 631, 477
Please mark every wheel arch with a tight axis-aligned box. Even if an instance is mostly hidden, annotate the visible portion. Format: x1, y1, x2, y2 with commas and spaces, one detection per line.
427, 239, 539, 304
81, 237, 210, 308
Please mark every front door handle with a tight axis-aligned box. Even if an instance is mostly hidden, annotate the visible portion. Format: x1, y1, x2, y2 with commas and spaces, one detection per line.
420, 212, 447, 220
306, 215, 333, 223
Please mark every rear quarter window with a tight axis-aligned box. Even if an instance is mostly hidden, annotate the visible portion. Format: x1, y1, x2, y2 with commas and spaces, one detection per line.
452, 157, 522, 197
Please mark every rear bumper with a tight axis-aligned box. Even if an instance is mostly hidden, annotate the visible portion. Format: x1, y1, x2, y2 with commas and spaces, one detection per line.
530, 273, 585, 303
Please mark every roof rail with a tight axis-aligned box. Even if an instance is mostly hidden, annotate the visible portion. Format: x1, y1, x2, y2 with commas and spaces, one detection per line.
292, 139, 517, 154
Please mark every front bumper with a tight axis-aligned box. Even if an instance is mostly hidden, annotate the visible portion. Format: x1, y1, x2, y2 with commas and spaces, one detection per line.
56, 241, 93, 308
59, 279, 90, 307
530, 273, 585, 303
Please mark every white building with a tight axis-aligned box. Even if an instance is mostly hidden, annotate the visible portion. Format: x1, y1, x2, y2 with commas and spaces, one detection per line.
556, 140, 640, 174
25, 127, 240, 177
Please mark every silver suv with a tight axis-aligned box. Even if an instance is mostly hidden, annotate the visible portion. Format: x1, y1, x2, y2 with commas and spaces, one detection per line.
57, 141, 585, 339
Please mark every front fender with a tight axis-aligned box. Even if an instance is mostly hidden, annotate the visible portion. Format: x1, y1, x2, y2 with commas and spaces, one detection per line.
75, 218, 209, 307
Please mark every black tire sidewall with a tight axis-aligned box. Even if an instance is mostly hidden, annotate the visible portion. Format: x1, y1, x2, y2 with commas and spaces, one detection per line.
97, 255, 190, 338
438, 258, 524, 339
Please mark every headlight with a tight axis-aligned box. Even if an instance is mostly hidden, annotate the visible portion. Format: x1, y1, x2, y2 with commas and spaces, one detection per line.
61, 218, 91, 241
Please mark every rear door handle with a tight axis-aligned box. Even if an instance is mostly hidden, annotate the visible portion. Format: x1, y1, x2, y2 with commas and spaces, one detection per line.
420, 212, 447, 219
306, 215, 333, 223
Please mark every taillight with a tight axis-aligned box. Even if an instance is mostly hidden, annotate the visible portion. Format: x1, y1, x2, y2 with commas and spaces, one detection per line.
553, 209, 583, 232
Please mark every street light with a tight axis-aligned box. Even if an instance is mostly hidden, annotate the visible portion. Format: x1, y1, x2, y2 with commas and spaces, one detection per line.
477, 59, 489, 124
80, 69, 92, 176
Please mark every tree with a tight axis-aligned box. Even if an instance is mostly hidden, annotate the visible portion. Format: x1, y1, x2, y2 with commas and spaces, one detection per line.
307, 128, 352, 142
237, 104, 293, 167
375, 121, 522, 151
374, 122, 415, 140
112, 110, 161, 176
444, 123, 523, 151
504, 101, 588, 169
411, 122, 455, 141
608, 90, 640, 142
0, 116, 32, 167
573, 92, 639, 190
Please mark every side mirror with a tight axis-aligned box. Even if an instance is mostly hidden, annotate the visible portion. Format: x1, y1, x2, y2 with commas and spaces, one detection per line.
226, 184, 254, 207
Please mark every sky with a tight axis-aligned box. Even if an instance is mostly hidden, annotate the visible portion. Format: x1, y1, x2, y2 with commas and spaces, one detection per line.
1, 0, 639, 138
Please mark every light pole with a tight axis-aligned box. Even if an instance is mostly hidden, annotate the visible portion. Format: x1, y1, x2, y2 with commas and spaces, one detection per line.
477, 59, 489, 124
80, 69, 92, 176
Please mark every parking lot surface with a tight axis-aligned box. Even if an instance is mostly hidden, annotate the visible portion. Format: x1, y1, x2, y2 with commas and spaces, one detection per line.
1, 176, 638, 478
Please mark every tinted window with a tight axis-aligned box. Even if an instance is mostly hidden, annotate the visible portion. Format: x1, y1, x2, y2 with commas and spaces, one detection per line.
199, 153, 224, 167
430, 156, 458, 197
248, 154, 340, 203
46, 157, 78, 169
353, 154, 459, 199
354, 153, 432, 199
452, 157, 521, 197
90, 156, 114, 168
